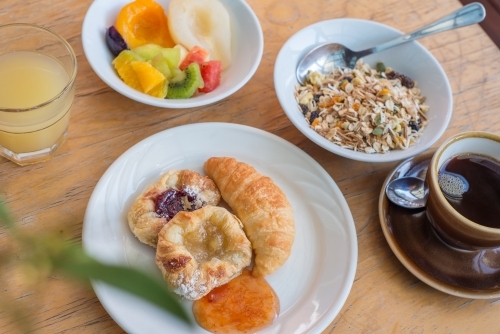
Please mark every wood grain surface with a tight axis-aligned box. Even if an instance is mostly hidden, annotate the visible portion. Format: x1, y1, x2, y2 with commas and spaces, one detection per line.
1, 0, 500, 333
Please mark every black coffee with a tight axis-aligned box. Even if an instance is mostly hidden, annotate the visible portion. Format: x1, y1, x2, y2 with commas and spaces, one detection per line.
438, 154, 500, 228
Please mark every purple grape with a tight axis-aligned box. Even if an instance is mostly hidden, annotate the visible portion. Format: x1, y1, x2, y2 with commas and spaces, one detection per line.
106, 26, 129, 56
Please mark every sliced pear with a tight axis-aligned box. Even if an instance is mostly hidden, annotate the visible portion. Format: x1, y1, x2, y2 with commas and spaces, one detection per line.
168, 0, 232, 70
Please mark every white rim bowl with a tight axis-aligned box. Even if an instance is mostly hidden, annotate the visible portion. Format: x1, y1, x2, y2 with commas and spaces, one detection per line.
82, 0, 263, 108
274, 18, 453, 163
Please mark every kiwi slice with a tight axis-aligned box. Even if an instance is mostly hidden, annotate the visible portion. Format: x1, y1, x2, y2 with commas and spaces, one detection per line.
167, 62, 204, 99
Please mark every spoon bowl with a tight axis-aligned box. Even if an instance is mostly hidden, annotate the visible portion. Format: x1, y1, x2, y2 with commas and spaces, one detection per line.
386, 176, 428, 209
296, 2, 485, 84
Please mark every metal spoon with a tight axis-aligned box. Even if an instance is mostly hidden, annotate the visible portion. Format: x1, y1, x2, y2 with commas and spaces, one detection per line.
296, 2, 485, 84
386, 176, 428, 209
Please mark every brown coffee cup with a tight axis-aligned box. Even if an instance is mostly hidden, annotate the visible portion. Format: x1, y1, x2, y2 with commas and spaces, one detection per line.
425, 131, 500, 249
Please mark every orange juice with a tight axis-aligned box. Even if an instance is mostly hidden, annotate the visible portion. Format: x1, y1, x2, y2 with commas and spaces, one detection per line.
0, 51, 74, 155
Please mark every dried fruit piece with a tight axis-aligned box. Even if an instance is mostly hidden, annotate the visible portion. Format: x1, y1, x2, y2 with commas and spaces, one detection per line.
115, 0, 175, 49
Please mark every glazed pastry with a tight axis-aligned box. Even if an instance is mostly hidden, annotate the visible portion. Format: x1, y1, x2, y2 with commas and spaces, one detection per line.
127, 169, 220, 247
204, 157, 295, 277
156, 205, 252, 300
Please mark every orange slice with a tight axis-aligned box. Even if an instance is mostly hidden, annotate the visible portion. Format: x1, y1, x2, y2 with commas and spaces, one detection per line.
115, 0, 175, 49
112, 50, 143, 91
131, 61, 167, 98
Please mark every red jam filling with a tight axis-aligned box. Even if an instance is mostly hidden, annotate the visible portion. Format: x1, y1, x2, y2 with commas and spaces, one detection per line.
155, 188, 197, 220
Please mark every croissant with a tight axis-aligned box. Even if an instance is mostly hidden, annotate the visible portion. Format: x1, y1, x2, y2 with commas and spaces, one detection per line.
204, 157, 295, 277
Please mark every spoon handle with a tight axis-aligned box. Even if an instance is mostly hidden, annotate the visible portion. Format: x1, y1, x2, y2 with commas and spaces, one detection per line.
358, 2, 485, 57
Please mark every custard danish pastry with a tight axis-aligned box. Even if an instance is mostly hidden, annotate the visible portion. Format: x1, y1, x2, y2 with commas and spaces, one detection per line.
155, 205, 252, 300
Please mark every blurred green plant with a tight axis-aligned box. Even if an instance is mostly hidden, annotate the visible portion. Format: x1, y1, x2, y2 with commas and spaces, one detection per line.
0, 200, 192, 331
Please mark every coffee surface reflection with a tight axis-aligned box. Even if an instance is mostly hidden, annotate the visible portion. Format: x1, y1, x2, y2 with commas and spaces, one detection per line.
438, 154, 500, 228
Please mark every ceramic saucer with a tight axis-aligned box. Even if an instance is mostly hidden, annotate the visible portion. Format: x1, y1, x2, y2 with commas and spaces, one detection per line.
379, 152, 500, 299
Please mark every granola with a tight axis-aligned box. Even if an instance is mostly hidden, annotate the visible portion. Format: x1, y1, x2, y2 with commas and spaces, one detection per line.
294, 60, 429, 154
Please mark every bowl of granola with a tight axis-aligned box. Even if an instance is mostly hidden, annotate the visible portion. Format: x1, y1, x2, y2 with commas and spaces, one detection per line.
274, 18, 452, 162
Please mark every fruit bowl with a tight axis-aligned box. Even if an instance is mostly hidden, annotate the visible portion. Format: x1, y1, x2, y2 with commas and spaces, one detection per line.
82, 0, 263, 108
274, 19, 453, 163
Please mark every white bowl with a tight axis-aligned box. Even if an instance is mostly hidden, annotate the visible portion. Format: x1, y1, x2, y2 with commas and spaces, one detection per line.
274, 19, 453, 163
82, 0, 263, 108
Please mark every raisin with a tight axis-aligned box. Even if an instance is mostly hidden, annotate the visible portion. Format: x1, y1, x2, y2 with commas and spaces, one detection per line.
309, 111, 319, 123
344, 76, 353, 82
400, 75, 415, 88
313, 94, 321, 103
300, 104, 308, 115
386, 70, 415, 88
409, 120, 419, 132
386, 71, 398, 79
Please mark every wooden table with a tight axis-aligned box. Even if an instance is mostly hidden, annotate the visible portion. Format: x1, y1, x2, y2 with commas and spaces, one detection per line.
1, 0, 500, 333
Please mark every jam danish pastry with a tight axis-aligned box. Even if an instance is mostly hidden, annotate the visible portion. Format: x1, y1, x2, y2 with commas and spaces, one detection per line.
127, 169, 221, 247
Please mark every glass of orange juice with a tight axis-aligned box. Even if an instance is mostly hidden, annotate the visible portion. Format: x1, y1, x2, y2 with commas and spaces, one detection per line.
0, 23, 77, 165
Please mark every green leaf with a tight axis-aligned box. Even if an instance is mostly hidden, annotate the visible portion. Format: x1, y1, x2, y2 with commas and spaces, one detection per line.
0, 200, 14, 229
52, 245, 192, 325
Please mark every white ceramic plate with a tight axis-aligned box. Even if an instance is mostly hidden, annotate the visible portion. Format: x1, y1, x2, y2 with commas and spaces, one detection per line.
81, 0, 263, 108
274, 19, 453, 163
82, 123, 357, 333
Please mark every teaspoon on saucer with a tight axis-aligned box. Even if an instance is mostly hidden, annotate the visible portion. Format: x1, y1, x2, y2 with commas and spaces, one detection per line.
385, 176, 428, 209
296, 2, 485, 84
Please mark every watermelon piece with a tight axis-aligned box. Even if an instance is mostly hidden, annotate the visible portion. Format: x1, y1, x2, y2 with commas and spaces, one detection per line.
179, 45, 210, 70
198, 60, 222, 93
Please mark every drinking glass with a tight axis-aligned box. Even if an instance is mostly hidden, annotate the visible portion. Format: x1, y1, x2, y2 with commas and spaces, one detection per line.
0, 23, 77, 165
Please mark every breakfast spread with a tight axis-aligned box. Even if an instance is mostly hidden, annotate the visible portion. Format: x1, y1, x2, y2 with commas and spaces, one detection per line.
155, 205, 252, 300
127, 169, 221, 247
127, 158, 293, 332
204, 157, 295, 277
106, 0, 231, 98
295, 60, 429, 154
